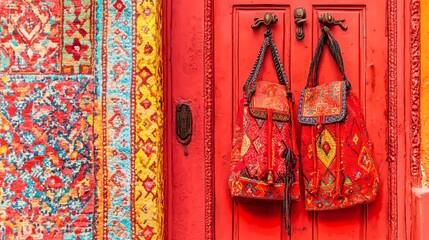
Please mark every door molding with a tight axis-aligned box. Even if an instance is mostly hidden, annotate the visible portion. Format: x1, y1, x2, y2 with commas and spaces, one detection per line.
200, 1, 421, 239
409, 0, 422, 239
387, 0, 399, 238
204, 0, 215, 239
387, 0, 399, 239
410, 0, 421, 184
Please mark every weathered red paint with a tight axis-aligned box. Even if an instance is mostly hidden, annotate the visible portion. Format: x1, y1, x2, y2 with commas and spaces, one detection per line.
165, 0, 417, 239
413, 189, 429, 240
165, 0, 207, 238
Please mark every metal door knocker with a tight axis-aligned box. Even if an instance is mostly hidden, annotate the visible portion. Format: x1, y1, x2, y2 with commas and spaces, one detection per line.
176, 103, 192, 156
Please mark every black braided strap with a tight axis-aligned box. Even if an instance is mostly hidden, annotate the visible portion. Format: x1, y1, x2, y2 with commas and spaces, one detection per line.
243, 36, 269, 104
269, 37, 290, 92
304, 27, 351, 90
243, 28, 291, 104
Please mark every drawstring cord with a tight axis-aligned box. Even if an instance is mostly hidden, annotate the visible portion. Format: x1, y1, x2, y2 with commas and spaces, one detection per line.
267, 109, 274, 184
283, 148, 295, 238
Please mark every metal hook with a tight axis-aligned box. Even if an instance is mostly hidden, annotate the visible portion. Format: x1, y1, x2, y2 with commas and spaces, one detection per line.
318, 13, 348, 31
251, 12, 278, 29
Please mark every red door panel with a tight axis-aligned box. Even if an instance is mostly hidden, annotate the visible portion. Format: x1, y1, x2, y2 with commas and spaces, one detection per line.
168, 0, 206, 238
235, 202, 283, 240
214, 0, 388, 239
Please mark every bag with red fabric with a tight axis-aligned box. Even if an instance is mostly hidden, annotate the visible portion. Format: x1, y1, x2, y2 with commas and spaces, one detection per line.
298, 27, 379, 211
228, 28, 300, 234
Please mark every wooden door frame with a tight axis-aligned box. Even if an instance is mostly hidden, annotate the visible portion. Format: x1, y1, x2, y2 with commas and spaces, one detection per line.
407, 0, 422, 239
163, 0, 422, 239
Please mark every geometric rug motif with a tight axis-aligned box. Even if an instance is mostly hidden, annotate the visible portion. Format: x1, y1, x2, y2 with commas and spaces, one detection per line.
0, 0, 165, 238
0, 75, 95, 239
62, 0, 93, 74
0, 0, 93, 74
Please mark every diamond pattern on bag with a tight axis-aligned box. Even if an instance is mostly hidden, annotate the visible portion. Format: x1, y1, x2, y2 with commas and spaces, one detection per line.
346, 119, 363, 155
253, 136, 264, 154
316, 128, 336, 168
358, 146, 372, 172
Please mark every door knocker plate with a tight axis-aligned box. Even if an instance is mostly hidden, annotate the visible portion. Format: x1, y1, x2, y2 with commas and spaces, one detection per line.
176, 103, 192, 155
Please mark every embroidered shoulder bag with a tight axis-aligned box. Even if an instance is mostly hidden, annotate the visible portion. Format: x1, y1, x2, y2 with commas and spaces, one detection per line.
298, 27, 379, 211
229, 28, 300, 234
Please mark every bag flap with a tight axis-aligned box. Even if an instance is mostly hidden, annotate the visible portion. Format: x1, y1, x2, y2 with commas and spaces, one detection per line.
298, 81, 346, 125
249, 81, 290, 122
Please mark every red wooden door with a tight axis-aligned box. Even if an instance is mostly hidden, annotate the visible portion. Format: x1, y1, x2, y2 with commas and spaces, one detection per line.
167, 0, 391, 239
214, 1, 388, 239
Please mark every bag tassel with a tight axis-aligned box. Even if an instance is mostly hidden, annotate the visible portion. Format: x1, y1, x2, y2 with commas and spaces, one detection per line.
267, 109, 274, 185
283, 148, 295, 238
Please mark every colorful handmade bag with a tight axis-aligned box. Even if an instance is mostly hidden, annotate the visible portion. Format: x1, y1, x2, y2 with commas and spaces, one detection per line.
298, 27, 379, 211
229, 28, 300, 233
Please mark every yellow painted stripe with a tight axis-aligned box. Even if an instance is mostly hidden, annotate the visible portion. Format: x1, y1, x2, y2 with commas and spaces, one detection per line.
135, 0, 164, 239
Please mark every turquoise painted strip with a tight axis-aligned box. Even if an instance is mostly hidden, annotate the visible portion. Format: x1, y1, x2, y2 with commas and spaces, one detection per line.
95, 0, 103, 97
106, 0, 133, 238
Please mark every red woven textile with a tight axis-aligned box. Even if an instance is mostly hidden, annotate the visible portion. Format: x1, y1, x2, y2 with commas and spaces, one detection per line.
229, 95, 300, 201
300, 91, 379, 210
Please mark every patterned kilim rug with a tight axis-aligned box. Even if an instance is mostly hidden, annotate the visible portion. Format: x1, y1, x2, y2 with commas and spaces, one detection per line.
0, 0, 163, 239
